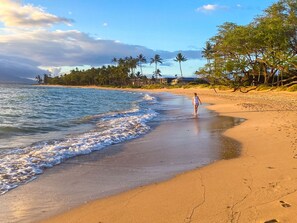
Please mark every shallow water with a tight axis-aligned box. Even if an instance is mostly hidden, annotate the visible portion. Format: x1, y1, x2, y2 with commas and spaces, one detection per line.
0, 85, 157, 195
0, 90, 243, 223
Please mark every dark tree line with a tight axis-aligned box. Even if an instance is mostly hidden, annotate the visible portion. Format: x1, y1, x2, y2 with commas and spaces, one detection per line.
41, 53, 188, 87
45, 55, 149, 87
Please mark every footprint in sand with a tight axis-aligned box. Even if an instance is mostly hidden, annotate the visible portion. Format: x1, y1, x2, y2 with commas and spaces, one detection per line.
280, 200, 291, 208
267, 166, 275, 169
264, 219, 279, 223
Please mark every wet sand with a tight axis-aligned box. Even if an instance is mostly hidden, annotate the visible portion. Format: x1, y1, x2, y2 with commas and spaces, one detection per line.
0, 92, 241, 223
41, 87, 297, 223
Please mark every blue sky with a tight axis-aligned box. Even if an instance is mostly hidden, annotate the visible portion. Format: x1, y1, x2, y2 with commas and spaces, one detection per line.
0, 0, 277, 82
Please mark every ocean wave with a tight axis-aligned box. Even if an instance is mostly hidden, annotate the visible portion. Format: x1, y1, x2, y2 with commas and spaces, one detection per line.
143, 93, 156, 101
0, 106, 157, 195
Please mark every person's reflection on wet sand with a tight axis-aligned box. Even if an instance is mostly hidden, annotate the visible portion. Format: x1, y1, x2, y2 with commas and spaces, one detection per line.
194, 117, 200, 134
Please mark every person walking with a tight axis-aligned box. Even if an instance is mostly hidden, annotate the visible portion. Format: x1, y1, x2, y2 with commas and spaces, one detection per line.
192, 93, 202, 116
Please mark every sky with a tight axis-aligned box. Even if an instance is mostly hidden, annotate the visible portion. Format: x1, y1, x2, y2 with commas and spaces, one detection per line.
0, 0, 278, 82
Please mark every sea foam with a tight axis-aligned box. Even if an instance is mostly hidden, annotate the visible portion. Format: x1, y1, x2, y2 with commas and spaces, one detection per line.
0, 94, 157, 195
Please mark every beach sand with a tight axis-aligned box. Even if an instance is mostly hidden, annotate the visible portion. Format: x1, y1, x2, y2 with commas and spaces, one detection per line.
39, 87, 297, 223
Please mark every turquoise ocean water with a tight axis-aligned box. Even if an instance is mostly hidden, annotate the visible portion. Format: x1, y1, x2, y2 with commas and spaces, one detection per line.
0, 84, 158, 195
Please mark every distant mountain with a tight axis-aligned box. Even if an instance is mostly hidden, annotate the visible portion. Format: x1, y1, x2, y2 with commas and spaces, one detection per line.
0, 55, 46, 84
0, 73, 35, 84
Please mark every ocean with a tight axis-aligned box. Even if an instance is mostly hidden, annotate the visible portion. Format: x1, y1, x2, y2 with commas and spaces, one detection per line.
0, 84, 158, 195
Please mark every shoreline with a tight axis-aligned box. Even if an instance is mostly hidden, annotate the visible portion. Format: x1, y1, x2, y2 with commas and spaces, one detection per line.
0, 89, 241, 223
40, 87, 297, 223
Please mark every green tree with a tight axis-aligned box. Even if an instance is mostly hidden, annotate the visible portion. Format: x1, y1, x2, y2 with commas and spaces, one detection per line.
35, 75, 42, 84
154, 68, 162, 82
174, 53, 187, 77
150, 54, 163, 79
202, 42, 213, 65
111, 57, 118, 66
124, 56, 137, 77
196, 0, 297, 89
137, 54, 147, 76
43, 74, 50, 84
254, 0, 297, 84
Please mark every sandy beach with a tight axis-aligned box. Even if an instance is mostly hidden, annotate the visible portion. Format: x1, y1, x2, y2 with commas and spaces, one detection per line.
39, 87, 297, 223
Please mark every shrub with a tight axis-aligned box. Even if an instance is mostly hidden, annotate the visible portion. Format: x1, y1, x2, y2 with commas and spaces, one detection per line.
217, 85, 231, 90
141, 84, 167, 89
198, 84, 210, 88
256, 85, 272, 91
287, 84, 297, 92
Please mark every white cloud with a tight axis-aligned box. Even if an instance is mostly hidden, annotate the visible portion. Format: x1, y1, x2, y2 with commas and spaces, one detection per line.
0, 28, 202, 79
0, 1, 202, 81
0, 0, 73, 28
43, 67, 62, 76
14, 29, 150, 65
103, 22, 108, 27
196, 4, 229, 13
196, 4, 218, 12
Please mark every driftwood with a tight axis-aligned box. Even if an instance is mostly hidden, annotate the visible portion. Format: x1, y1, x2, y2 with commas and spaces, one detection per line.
272, 75, 297, 86
211, 86, 218, 93
232, 85, 258, 93
284, 80, 297, 87
239, 86, 258, 93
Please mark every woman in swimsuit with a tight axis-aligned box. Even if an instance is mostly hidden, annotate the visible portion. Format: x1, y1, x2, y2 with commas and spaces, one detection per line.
192, 92, 202, 116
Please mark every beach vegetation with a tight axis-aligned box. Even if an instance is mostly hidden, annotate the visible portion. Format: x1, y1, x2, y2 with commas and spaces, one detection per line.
35, 75, 43, 84
287, 84, 297, 92
196, 0, 297, 92
111, 57, 118, 65
150, 54, 163, 79
141, 83, 167, 89
154, 68, 162, 81
174, 53, 187, 78
137, 54, 147, 76
256, 85, 274, 91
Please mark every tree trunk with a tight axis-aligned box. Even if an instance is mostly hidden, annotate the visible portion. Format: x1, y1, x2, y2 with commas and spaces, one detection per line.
155, 63, 157, 79
140, 64, 143, 76
179, 62, 183, 78
263, 64, 268, 84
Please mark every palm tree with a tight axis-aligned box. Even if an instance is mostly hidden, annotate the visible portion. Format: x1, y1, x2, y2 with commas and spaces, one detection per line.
117, 58, 125, 67
155, 68, 162, 79
202, 41, 213, 72
35, 75, 42, 84
137, 54, 147, 76
150, 54, 163, 79
111, 57, 118, 66
202, 41, 212, 59
174, 53, 187, 77
125, 56, 137, 77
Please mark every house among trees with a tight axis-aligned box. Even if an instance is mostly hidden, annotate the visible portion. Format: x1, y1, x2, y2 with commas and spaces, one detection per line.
170, 77, 208, 85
